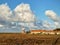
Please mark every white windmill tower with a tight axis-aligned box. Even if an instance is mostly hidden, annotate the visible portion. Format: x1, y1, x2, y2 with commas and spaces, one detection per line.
21, 26, 25, 33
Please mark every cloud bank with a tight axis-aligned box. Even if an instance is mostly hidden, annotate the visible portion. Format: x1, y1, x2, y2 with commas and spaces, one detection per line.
0, 3, 57, 32
45, 10, 60, 28
0, 3, 12, 21
14, 3, 36, 22
0, 3, 37, 32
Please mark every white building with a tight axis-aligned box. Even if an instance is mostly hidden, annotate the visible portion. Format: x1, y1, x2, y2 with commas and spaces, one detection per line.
30, 30, 60, 35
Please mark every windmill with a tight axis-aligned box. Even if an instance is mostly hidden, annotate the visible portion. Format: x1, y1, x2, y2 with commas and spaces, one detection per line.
21, 25, 25, 33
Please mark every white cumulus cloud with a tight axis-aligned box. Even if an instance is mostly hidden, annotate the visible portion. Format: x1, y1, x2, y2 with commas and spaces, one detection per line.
45, 10, 60, 28
45, 10, 59, 21
0, 3, 12, 20
0, 3, 57, 32
14, 3, 36, 22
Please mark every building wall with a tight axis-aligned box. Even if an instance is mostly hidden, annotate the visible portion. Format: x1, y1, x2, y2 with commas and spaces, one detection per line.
30, 30, 60, 35
56, 32, 60, 34
31, 32, 42, 34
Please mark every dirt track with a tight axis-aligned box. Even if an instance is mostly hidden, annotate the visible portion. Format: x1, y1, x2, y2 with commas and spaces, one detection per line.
0, 33, 60, 45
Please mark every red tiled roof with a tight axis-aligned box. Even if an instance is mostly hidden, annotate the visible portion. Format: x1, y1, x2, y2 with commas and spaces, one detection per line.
31, 30, 46, 32
31, 30, 53, 32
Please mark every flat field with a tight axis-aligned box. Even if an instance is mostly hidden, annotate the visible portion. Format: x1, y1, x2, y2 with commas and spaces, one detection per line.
0, 33, 60, 45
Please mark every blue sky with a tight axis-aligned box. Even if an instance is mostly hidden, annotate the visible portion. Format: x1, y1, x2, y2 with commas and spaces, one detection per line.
0, 0, 60, 20
0, 0, 60, 32
0, 0, 60, 21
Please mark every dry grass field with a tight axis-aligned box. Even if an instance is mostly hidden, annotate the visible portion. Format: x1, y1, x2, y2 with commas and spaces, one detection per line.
0, 33, 60, 45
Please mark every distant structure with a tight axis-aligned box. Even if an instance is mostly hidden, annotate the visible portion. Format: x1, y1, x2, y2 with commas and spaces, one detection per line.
30, 30, 54, 34
53, 28, 60, 34
21, 28, 25, 33
30, 30, 60, 35
54, 28, 60, 31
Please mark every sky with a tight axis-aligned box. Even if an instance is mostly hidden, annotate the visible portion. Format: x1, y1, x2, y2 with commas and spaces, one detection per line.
0, 0, 60, 32
0, 0, 60, 20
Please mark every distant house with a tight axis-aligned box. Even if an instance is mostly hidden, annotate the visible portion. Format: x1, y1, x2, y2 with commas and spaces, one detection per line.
48, 30, 55, 34
53, 28, 60, 34
30, 30, 60, 34
30, 30, 46, 34
56, 32, 60, 34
